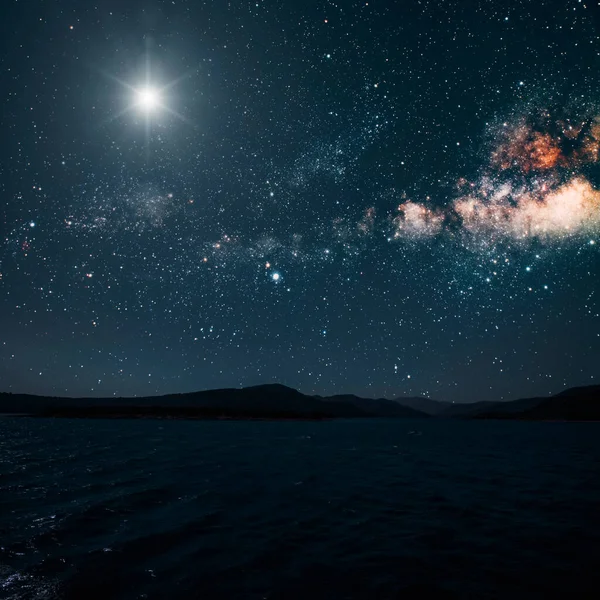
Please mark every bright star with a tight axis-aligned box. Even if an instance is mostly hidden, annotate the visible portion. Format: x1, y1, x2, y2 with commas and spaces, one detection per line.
272, 272, 280, 281
99, 59, 193, 129
135, 87, 161, 112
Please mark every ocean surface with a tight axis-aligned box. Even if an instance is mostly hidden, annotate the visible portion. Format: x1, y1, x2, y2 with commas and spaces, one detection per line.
1, 417, 599, 599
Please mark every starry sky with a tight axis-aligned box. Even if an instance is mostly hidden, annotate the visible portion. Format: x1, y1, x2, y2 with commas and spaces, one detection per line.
1, 0, 599, 402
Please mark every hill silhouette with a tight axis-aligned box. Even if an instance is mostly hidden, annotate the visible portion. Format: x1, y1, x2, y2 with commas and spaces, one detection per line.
440, 396, 544, 418
1, 384, 598, 421
315, 394, 429, 418
391, 396, 450, 415
0, 384, 427, 420
475, 385, 600, 421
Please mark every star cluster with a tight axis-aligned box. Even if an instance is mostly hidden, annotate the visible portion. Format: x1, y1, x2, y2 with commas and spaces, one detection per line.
0, 0, 599, 401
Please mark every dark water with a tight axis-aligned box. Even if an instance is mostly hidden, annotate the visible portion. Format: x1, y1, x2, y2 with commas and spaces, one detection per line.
1, 418, 600, 599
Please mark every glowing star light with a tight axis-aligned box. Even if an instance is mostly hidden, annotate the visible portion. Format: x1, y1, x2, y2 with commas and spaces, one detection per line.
135, 87, 161, 112
100, 66, 190, 128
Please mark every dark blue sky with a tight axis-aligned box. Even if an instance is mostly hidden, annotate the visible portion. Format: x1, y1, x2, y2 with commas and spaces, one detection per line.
1, 0, 599, 401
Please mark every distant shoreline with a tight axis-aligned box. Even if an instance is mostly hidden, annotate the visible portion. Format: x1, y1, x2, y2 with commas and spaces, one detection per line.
4, 413, 599, 424
1, 383, 599, 421
11, 411, 333, 422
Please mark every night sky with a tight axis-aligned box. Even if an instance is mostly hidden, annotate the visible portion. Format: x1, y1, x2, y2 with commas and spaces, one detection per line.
1, 0, 599, 402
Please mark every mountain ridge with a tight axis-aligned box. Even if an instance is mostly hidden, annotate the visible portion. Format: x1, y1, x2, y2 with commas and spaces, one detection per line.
0, 384, 428, 420
1, 383, 598, 421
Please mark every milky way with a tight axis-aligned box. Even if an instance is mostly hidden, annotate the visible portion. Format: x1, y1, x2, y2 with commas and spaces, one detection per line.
388, 107, 600, 243
1, 0, 599, 401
